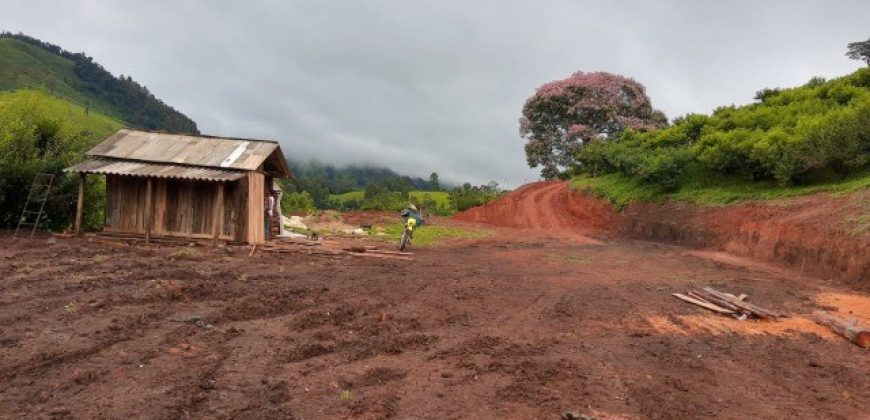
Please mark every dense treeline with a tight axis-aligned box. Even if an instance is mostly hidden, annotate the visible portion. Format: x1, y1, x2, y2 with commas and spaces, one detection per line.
281, 160, 440, 209
0, 32, 198, 134
288, 160, 432, 194
279, 160, 503, 215
576, 68, 870, 191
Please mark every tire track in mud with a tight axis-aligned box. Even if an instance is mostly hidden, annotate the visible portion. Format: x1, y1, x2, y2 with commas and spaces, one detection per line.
0, 310, 166, 380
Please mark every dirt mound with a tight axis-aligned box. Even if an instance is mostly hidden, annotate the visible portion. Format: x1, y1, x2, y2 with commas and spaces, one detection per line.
453, 181, 619, 231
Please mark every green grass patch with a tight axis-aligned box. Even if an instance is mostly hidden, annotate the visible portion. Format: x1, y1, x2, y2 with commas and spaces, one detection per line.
410, 190, 451, 207
572, 169, 870, 209
329, 190, 451, 206
329, 190, 365, 203
375, 223, 490, 247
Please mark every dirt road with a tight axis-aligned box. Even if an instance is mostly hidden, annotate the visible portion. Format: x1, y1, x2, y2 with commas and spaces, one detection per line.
1, 187, 868, 418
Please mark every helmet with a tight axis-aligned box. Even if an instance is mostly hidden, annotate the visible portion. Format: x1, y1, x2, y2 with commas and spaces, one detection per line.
400, 209, 410, 217
408, 204, 418, 211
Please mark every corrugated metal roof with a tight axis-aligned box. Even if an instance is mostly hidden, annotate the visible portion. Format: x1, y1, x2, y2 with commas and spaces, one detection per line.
87, 129, 286, 172
65, 158, 245, 181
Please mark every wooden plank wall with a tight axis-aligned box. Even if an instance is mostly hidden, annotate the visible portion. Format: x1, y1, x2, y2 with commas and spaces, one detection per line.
246, 172, 265, 244
105, 175, 148, 232
223, 182, 239, 238
104, 175, 240, 240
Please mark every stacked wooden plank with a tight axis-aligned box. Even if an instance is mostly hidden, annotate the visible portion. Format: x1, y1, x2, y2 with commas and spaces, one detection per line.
673, 287, 784, 319
257, 241, 413, 261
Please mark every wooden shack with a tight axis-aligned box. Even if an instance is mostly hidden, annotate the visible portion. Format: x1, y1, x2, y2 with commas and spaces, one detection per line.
65, 129, 292, 244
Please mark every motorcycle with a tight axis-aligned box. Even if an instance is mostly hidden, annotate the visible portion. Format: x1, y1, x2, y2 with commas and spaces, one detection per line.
398, 216, 417, 251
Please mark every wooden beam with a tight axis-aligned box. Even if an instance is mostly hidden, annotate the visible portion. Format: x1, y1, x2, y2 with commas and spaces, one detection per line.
144, 178, 153, 244
74, 173, 85, 236
812, 310, 870, 348
672, 293, 735, 315
212, 182, 224, 246
701, 287, 782, 319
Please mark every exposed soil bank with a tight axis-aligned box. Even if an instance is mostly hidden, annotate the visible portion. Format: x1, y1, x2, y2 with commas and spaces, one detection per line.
456, 181, 869, 286
622, 192, 870, 286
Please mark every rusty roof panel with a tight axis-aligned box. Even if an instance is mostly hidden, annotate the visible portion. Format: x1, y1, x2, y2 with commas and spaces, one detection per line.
87, 129, 282, 171
65, 158, 245, 181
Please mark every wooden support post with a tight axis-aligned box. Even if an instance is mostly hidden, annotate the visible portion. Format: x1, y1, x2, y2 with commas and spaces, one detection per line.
144, 178, 153, 244
212, 182, 224, 246
74, 173, 85, 236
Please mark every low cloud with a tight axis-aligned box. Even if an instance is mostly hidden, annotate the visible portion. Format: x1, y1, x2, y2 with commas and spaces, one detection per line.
1, 0, 867, 186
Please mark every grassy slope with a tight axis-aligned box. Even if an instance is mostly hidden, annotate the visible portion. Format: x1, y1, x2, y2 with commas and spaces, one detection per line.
330, 190, 452, 207
572, 170, 870, 209
0, 37, 159, 125
329, 190, 364, 202
0, 89, 123, 138
0, 39, 93, 107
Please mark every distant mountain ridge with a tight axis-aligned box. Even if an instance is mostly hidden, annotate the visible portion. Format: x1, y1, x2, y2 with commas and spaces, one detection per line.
0, 32, 198, 133
288, 159, 433, 193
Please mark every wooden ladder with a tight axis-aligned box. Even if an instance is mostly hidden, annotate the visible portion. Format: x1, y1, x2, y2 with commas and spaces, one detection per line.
14, 173, 55, 238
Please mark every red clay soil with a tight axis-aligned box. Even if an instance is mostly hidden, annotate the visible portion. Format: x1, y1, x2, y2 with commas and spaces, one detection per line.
454, 181, 620, 231
1, 217, 869, 419
622, 191, 870, 285
456, 181, 870, 285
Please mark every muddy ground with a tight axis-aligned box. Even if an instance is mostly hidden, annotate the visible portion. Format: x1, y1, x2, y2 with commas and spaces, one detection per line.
1, 219, 868, 419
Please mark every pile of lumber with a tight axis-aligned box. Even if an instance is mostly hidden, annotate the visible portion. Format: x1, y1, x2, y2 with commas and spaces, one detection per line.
256, 241, 412, 261
672, 287, 784, 320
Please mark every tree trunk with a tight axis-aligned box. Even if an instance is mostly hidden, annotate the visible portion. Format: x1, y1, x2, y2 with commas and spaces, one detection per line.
812, 310, 870, 348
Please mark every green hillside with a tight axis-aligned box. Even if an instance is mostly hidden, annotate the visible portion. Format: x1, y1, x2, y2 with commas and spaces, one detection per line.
0, 33, 198, 133
0, 38, 86, 103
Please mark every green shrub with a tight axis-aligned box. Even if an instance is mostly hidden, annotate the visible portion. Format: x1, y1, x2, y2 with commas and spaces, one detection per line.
576, 67, 870, 189
0, 90, 121, 230
281, 191, 316, 214
448, 183, 503, 211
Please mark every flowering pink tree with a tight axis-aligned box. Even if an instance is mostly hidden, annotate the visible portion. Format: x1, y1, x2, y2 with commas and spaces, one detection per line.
520, 71, 667, 178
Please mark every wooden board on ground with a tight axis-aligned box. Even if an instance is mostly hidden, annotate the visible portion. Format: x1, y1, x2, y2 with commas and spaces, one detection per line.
673, 293, 735, 315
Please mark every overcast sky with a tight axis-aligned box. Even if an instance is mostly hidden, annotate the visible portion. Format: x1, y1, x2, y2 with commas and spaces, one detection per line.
1, 1, 868, 186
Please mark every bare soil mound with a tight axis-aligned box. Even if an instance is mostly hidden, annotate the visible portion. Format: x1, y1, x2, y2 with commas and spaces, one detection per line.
453, 181, 620, 231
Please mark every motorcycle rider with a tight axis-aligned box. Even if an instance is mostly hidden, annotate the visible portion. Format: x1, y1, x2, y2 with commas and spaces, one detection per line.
400, 204, 424, 226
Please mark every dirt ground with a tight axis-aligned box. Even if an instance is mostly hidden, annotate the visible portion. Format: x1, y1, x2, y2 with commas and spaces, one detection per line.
1, 186, 869, 419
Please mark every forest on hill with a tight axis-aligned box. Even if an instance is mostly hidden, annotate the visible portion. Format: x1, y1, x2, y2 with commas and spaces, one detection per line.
0, 32, 198, 134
